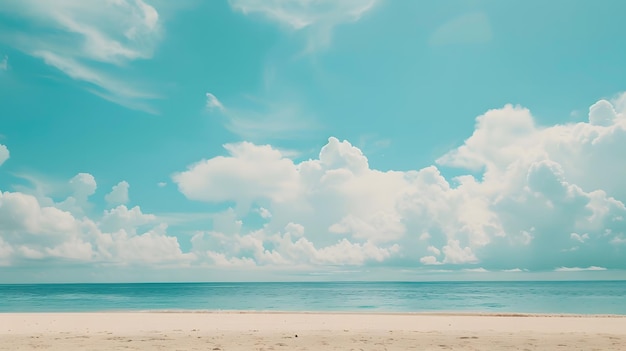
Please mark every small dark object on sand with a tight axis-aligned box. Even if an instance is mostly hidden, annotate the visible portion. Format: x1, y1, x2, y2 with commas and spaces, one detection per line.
295, 334, 298, 338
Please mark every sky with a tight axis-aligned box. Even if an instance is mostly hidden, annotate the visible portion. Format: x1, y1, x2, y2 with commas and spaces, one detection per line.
1, 0, 626, 283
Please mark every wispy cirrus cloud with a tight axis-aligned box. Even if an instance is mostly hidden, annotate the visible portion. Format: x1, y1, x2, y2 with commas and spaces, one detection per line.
205, 92, 317, 141
429, 12, 493, 46
205, 93, 224, 111
229, 0, 378, 51
0, 0, 162, 112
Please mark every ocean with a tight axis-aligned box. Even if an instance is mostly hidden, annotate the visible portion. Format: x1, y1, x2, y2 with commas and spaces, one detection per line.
1, 281, 625, 314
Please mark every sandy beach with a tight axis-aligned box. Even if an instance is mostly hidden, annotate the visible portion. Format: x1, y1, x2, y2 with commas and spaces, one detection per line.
1, 312, 625, 350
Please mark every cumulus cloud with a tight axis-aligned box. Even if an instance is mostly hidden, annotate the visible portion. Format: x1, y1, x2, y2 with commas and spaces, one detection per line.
589, 99, 617, 126
0, 189, 191, 267
0, 144, 9, 166
420, 256, 441, 265
193, 223, 399, 267
0, 0, 162, 111
99, 205, 155, 234
442, 240, 478, 264
0, 190, 93, 263
173, 93, 626, 271
56, 172, 97, 215
173, 141, 300, 205
20, 173, 147, 228
256, 207, 272, 219
229, 0, 378, 51
69, 173, 97, 199
570, 233, 589, 243
4, 93, 626, 274
105, 181, 130, 206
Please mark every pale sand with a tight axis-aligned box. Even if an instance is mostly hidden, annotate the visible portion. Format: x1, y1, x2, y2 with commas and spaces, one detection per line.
2, 312, 625, 350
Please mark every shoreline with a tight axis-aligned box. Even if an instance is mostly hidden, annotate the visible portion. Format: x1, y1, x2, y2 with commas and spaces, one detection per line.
4, 309, 626, 317
143, 310, 626, 317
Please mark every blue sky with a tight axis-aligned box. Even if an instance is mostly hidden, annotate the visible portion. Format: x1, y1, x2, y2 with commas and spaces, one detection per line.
1, 0, 625, 282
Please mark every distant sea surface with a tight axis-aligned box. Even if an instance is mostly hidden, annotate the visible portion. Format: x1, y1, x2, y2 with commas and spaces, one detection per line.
1, 281, 625, 314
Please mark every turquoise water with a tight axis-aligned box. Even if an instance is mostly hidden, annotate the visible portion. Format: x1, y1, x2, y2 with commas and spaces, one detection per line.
1, 281, 625, 314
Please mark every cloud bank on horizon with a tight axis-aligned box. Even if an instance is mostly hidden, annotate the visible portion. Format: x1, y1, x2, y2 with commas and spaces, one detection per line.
1, 0, 625, 281
1, 93, 625, 276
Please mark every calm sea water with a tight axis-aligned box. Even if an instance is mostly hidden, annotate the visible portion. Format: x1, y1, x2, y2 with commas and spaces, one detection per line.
1, 281, 625, 314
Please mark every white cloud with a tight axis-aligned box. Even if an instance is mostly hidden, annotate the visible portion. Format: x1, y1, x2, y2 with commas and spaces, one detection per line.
32, 51, 158, 113
206, 250, 256, 267
5, 93, 626, 274
205, 88, 316, 140
554, 266, 608, 272
173, 141, 300, 205
229, 0, 378, 51
0, 190, 93, 262
256, 207, 273, 219
10, 173, 110, 224
0, 0, 162, 111
328, 212, 405, 243
206, 93, 224, 111
157, 182, 167, 187
436, 104, 537, 171
589, 99, 617, 126
0, 144, 9, 166
0, 0, 160, 63
105, 181, 130, 206
174, 137, 409, 245
99, 205, 155, 234
437, 99, 626, 202
69, 172, 97, 199
420, 255, 441, 265
212, 95, 318, 141
0, 191, 78, 236
102, 223, 193, 264
193, 223, 399, 267
442, 239, 478, 264
56, 172, 97, 215
0, 189, 191, 267
204, 69, 317, 141
173, 92, 626, 271
570, 233, 589, 243
284, 222, 304, 237
427, 245, 441, 256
